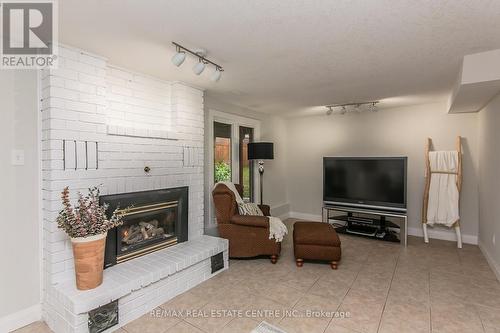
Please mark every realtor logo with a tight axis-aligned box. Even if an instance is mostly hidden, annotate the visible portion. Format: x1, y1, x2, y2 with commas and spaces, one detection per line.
1, 0, 58, 68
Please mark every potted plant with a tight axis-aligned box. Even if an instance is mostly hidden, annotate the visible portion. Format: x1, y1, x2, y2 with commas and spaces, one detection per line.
57, 186, 126, 290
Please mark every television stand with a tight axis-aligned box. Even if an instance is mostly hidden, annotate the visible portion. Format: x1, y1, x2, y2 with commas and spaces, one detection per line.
346, 223, 378, 237
322, 205, 408, 246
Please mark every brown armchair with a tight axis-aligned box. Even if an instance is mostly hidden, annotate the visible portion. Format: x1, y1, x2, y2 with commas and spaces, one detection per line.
212, 183, 281, 263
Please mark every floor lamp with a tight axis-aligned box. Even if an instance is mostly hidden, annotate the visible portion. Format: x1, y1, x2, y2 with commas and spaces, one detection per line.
248, 142, 274, 205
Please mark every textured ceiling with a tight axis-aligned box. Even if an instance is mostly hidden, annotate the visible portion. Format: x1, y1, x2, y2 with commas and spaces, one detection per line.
59, 0, 500, 116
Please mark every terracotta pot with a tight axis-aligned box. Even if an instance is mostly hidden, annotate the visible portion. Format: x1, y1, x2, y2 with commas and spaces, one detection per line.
71, 232, 107, 290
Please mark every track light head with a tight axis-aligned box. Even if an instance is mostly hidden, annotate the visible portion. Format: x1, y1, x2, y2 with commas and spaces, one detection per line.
171, 50, 186, 67
193, 60, 206, 75
211, 67, 222, 82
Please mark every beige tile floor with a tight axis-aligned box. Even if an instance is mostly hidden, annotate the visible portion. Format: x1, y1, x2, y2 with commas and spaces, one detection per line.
16, 219, 500, 333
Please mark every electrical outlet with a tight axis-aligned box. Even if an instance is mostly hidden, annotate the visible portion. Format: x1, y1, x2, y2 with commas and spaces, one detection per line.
11, 149, 25, 165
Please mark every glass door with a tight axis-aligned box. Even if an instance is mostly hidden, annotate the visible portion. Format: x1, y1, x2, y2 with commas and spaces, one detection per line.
207, 110, 261, 233
213, 122, 232, 183
239, 126, 254, 201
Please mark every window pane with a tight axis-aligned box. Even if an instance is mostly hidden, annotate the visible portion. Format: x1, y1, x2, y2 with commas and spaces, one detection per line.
239, 126, 254, 201
214, 122, 232, 183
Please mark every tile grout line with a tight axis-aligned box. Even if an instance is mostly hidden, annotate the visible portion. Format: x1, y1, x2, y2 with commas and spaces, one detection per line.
293, 266, 333, 333
445, 246, 483, 333
179, 319, 206, 333
427, 269, 432, 333
473, 303, 488, 333
375, 246, 401, 333
324, 245, 369, 333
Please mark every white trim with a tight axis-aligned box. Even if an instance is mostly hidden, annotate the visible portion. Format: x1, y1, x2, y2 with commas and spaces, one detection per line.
407, 226, 477, 245
478, 241, 500, 282
277, 212, 291, 220
288, 211, 322, 222
37, 70, 44, 311
209, 109, 262, 127
287, 211, 479, 245
0, 304, 41, 333
206, 109, 261, 229
271, 203, 290, 219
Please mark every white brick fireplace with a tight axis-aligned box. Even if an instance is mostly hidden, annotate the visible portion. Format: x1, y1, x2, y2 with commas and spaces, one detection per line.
41, 45, 227, 333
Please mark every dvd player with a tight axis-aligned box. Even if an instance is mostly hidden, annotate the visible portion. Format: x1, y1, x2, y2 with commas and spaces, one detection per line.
347, 216, 374, 224
346, 224, 378, 237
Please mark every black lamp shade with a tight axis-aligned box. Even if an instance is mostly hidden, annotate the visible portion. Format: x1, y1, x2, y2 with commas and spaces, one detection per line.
248, 142, 274, 160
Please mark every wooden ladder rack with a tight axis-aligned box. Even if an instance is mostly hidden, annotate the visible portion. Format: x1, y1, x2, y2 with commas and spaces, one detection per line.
422, 136, 463, 248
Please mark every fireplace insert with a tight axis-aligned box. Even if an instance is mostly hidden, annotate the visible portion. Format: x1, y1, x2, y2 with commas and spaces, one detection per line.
100, 187, 188, 268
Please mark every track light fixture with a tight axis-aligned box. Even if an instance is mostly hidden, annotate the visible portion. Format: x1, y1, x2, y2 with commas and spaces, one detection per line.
193, 60, 206, 75
326, 106, 333, 116
325, 101, 379, 116
211, 67, 223, 82
171, 45, 186, 67
171, 42, 224, 81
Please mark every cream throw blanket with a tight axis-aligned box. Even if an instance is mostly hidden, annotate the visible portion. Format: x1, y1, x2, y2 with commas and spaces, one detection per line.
214, 182, 288, 242
426, 151, 460, 227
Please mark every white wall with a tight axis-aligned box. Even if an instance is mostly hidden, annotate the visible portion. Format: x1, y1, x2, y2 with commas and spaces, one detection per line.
203, 95, 289, 221
259, 115, 289, 216
478, 93, 500, 278
0, 71, 41, 327
285, 103, 479, 241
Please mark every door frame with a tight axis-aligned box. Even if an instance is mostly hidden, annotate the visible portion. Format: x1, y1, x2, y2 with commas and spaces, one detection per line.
207, 109, 261, 229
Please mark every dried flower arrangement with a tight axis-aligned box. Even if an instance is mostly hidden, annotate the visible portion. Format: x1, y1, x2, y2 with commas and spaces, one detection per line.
57, 186, 126, 239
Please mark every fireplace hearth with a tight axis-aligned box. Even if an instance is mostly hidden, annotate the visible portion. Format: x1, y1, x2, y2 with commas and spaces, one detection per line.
100, 187, 188, 268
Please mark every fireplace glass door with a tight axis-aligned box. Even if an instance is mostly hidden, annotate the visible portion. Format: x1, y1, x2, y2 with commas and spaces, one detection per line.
116, 201, 178, 263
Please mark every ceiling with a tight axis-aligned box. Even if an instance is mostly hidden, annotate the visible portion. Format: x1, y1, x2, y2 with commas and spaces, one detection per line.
59, 0, 500, 116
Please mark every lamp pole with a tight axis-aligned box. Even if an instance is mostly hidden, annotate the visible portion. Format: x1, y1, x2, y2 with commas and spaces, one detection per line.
258, 160, 264, 205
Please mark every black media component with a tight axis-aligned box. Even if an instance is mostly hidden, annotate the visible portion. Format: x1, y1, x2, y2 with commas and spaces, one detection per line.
323, 157, 407, 213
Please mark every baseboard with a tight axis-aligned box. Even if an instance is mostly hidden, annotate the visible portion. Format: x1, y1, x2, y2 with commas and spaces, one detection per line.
271, 203, 290, 220
0, 304, 41, 333
288, 211, 479, 245
277, 212, 290, 220
288, 211, 322, 222
478, 242, 500, 282
407, 226, 478, 245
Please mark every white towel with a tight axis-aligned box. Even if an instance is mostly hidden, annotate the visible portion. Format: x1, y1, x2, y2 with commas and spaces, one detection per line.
214, 182, 288, 242
426, 151, 460, 227
214, 181, 244, 204
268, 216, 288, 242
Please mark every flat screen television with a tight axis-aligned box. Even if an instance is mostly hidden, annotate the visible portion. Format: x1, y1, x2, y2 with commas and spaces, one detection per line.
323, 157, 407, 212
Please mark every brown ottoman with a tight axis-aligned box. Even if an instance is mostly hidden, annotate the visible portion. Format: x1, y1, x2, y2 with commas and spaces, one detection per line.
293, 222, 341, 269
